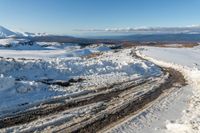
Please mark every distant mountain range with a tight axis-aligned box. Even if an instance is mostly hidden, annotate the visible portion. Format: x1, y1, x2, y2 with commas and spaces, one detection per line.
1, 25, 200, 42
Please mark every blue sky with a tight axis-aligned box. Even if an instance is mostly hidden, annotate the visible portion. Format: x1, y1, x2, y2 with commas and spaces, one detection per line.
0, 0, 200, 35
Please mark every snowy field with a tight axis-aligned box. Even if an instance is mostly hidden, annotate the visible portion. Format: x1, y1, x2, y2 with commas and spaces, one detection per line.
0, 38, 111, 58
2, 37, 196, 133
108, 45, 200, 133
0, 38, 166, 132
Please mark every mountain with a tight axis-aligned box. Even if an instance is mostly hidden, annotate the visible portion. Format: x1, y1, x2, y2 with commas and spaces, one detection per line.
0, 25, 87, 44
0, 25, 49, 38
0, 26, 18, 38
17, 32, 49, 37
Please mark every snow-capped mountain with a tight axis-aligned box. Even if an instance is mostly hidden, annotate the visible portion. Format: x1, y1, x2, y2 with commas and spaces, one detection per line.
0, 26, 18, 38
22, 32, 49, 37
0, 25, 48, 38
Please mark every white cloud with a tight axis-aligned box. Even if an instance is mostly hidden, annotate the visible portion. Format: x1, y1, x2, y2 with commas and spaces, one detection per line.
77, 25, 200, 34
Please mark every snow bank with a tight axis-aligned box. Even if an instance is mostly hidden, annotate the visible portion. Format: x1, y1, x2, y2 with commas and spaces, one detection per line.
0, 49, 161, 81
0, 48, 161, 115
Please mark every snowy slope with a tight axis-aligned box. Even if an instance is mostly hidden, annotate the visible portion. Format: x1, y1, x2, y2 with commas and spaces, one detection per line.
0, 25, 49, 38
0, 26, 18, 38
139, 46, 200, 133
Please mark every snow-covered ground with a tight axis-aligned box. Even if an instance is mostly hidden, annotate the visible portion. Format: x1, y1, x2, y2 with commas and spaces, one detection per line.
140, 46, 200, 133
1, 26, 199, 132
0, 39, 110, 58
0, 40, 162, 119
108, 45, 200, 133
141, 46, 200, 69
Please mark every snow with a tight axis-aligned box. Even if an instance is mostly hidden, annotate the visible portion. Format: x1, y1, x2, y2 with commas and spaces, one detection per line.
1, 36, 198, 132
17, 31, 49, 37
0, 25, 49, 38
2, 26, 199, 132
0, 40, 112, 58
0, 26, 18, 38
0, 38, 28, 46
0, 43, 161, 117
140, 46, 200, 69
107, 45, 200, 133
1, 102, 105, 133
0, 74, 15, 91
107, 85, 191, 133
133, 46, 200, 133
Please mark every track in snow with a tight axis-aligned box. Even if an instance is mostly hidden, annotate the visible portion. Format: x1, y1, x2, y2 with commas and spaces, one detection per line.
0, 49, 186, 133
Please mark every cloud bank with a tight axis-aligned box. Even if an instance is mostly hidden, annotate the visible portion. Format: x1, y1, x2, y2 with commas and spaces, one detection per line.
77, 25, 200, 34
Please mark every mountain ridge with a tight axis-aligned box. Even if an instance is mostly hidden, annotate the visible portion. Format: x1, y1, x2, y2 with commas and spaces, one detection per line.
0, 25, 49, 38
0, 26, 18, 38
